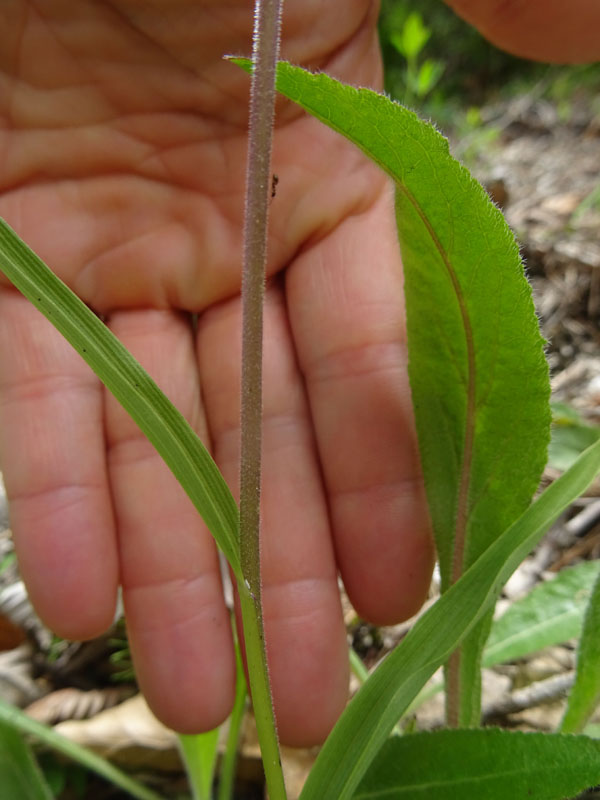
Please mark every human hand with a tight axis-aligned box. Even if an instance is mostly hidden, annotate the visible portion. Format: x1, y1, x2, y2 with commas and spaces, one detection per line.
0, 1, 433, 746
4, 0, 593, 750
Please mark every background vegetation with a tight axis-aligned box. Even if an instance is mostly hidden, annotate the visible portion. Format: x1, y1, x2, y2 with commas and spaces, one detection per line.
378, 0, 600, 128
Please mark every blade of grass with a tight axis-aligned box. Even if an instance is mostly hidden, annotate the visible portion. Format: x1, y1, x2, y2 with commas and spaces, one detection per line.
560, 568, 600, 733
178, 729, 220, 800
217, 640, 248, 800
0, 720, 52, 800
0, 218, 241, 580
298, 439, 600, 800
349, 648, 370, 686
0, 699, 162, 800
407, 560, 600, 717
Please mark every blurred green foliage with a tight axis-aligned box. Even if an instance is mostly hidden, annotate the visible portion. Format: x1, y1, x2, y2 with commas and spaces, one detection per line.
379, 0, 532, 109
387, 12, 444, 106
379, 0, 600, 127
549, 403, 600, 473
37, 753, 89, 799
108, 618, 136, 684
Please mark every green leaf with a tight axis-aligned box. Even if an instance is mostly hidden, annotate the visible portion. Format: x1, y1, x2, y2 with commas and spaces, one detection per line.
0, 219, 241, 580
585, 724, 600, 739
218, 641, 248, 800
391, 12, 431, 60
236, 57, 550, 725
548, 405, 600, 472
178, 729, 220, 800
561, 568, 600, 733
483, 559, 600, 667
415, 59, 444, 97
297, 439, 600, 800
402, 559, 597, 715
0, 720, 53, 800
0, 698, 162, 800
352, 729, 600, 799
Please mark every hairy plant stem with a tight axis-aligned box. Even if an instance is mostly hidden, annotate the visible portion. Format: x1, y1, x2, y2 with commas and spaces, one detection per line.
237, 2, 286, 799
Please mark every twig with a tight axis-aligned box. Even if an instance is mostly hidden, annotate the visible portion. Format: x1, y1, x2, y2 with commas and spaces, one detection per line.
482, 671, 574, 722
566, 498, 600, 538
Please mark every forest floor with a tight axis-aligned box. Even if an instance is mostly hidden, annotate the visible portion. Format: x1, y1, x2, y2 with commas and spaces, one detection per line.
0, 92, 599, 799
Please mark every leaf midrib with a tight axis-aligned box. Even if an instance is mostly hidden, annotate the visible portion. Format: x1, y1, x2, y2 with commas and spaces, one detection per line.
396, 182, 477, 587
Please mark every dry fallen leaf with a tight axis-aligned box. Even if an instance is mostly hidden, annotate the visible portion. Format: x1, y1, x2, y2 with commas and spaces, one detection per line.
26, 686, 134, 725
54, 693, 181, 771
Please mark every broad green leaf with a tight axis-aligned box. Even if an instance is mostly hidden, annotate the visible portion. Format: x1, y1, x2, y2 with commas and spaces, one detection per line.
178, 729, 220, 800
483, 559, 600, 666
561, 568, 600, 733
0, 220, 241, 580
235, 58, 550, 725
352, 729, 600, 799
0, 720, 52, 800
0, 698, 162, 800
297, 439, 600, 800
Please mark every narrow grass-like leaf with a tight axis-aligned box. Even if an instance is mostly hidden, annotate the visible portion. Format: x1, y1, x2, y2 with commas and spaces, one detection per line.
352, 729, 600, 799
409, 559, 600, 715
217, 641, 247, 800
233, 57, 550, 725
561, 568, 600, 733
0, 219, 241, 580
483, 559, 600, 667
178, 729, 220, 800
0, 699, 162, 800
297, 439, 600, 800
0, 720, 52, 800
349, 647, 370, 686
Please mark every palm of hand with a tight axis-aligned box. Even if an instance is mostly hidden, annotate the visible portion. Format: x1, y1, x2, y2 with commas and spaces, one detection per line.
0, 1, 433, 745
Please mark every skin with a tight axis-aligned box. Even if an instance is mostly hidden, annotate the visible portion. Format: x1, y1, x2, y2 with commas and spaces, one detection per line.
446, 0, 600, 64
0, 1, 597, 747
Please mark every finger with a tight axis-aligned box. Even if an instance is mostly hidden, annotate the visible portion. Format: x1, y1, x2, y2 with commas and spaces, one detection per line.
198, 286, 349, 747
0, 289, 118, 638
287, 183, 435, 626
104, 309, 234, 733
445, 0, 600, 63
